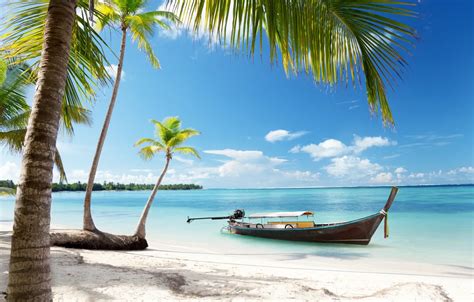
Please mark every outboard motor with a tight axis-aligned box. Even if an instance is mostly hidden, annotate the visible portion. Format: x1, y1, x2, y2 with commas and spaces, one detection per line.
230, 209, 245, 220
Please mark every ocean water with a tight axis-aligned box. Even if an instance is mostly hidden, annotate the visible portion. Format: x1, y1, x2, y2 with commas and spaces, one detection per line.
1, 186, 473, 267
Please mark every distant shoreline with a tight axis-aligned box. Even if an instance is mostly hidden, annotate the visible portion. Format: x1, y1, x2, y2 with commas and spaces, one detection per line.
0, 180, 203, 192
202, 183, 474, 190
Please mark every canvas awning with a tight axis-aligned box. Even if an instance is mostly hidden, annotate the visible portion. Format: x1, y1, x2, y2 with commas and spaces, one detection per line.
248, 211, 314, 219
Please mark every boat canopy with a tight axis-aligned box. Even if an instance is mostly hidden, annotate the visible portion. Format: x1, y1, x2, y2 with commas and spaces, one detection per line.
248, 211, 314, 219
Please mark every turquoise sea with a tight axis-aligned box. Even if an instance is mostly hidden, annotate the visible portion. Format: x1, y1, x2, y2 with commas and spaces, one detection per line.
1, 186, 473, 267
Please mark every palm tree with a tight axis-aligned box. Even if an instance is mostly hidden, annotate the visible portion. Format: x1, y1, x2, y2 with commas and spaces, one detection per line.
2, 0, 112, 299
167, 0, 416, 125
5, 0, 77, 299
82, 0, 179, 232
134, 117, 200, 238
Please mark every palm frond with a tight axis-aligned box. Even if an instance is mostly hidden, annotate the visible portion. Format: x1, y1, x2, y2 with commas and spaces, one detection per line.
134, 137, 156, 146
0, 129, 26, 153
1, 0, 113, 112
167, 129, 200, 147
138, 145, 164, 160
0, 59, 6, 85
151, 119, 172, 143
167, 0, 416, 125
126, 14, 161, 68
54, 147, 67, 183
174, 146, 201, 159
163, 116, 181, 130
95, 2, 121, 31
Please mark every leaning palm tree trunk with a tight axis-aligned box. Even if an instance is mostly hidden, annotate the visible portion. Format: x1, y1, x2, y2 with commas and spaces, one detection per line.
7, 0, 77, 300
83, 27, 127, 231
135, 156, 171, 239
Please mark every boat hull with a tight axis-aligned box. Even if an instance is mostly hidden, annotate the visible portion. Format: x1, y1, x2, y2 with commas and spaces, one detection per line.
228, 213, 385, 245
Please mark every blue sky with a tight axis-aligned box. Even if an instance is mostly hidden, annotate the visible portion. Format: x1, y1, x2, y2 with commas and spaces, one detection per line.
1, 0, 473, 187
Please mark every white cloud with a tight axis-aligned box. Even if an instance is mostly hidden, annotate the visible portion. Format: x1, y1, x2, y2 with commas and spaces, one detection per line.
105, 64, 125, 80
293, 135, 396, 161
383, 154, 400, 160
205, 149, 286, 164
458, 166, 474, 174
0, 161, 20, 181
289, 145, 301, 153
202, 149, 318, 187
265, 129, 307, 143
297, 139, 349, 161
352, 135, 396, 153
204, 149, 286, 178
370, 172, 394, 184
158, 24, 183, 40
324, 156, 382, 178
394, 167, 407, 174
409, 172, 425, 179
447, 166, 474, 175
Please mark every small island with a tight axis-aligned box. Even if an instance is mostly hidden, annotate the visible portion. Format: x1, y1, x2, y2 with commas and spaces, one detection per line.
0, 180, 202, 192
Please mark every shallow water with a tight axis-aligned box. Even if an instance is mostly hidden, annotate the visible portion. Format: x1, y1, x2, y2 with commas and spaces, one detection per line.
1, 186, 473, 267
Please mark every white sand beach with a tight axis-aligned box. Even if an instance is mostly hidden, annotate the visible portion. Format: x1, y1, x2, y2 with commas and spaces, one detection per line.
0, 223, 472, 301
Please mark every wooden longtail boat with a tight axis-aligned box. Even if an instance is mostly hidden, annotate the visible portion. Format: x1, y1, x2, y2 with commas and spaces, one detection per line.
187, 187, 398, 245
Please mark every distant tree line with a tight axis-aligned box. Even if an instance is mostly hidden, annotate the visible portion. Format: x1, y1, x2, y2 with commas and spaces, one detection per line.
0, 180, 15, 189
0, 180, 202, 192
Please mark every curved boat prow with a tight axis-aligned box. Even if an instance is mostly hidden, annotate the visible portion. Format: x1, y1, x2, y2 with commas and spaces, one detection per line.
380, 186, 399, 239
382, 186, 399, 213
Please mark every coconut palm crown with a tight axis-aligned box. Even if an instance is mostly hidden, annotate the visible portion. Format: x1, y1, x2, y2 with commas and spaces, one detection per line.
135, 117, 201, 161
95, 0, 179, 68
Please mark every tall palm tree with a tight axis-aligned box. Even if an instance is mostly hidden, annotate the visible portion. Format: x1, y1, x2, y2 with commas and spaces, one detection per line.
2, 0, 112, 299
6, 0, 77, 299
134, 117, 200, 238
167, 0, 416, 125
82, 0, 179, 232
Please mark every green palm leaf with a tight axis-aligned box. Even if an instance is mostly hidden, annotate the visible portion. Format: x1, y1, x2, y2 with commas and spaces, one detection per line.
174, 146, 201, 159
167, 0, 416, 125
1, 0, 113, 129
135, 117, 200, 160
0, 60, 90, 183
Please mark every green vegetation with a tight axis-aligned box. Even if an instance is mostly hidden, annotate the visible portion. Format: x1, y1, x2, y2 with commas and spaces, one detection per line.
0, 180, 202, 192
82, 0, 179, 232
133, 116, 200, 238
52, 182, 202, 191
0, 180, 16, 196
0, 59, 92, 182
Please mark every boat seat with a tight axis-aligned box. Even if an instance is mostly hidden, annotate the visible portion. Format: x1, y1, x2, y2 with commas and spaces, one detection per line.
268, 221, 315, 228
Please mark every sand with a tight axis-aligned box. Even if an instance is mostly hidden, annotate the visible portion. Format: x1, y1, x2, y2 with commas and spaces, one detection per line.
0, 223, 472, 301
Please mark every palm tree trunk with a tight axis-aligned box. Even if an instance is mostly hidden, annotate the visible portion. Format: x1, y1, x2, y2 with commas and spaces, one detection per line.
7, 0, 77, 300
83, 26, 127, 231
134, 156, 171, 239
